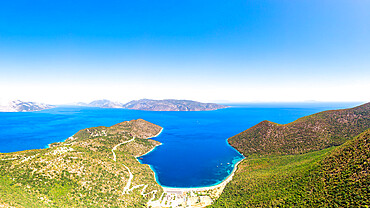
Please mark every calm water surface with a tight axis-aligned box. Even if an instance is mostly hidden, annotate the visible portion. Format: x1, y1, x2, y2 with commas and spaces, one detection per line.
0, 103, 359, 188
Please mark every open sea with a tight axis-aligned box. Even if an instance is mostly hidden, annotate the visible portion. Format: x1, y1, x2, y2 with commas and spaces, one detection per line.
0, 102, 360, 188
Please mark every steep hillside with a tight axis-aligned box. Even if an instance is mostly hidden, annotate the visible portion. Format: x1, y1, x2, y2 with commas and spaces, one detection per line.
229, 102, 370, 155
122, 99, 228, 111
211, 128, 370, 207
0, 119, 163, 207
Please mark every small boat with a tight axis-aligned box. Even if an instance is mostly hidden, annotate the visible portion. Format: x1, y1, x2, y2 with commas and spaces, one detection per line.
139, 157, 143, 159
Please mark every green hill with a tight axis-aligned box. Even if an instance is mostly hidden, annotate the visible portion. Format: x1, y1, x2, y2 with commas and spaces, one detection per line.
212, 103, 370, 207
229, 102, 370, 155
0, 119, 163, 207
211, 128, 370, 207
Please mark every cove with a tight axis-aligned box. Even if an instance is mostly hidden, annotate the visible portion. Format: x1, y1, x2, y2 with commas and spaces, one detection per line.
0, 102, 358, 188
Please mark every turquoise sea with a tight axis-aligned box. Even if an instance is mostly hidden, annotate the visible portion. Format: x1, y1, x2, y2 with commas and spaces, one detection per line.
0, 103, 359, 188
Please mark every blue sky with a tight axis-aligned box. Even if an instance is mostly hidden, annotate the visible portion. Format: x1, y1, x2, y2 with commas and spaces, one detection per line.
0, 0, 369, 104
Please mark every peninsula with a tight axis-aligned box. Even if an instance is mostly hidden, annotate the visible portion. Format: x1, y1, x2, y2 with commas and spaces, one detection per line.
229, 102, 370, 156
0, 119, 164, 207
0, 118, 232, 208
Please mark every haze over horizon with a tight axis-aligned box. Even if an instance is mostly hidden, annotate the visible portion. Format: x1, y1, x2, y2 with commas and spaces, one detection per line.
1, 1, 369, 105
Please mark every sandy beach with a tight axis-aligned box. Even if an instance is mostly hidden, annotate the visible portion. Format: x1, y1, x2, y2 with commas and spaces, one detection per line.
162, 159, 243, 193
142, 126, 243, 193
147, 159, 244, 207
140, 127, 245, 207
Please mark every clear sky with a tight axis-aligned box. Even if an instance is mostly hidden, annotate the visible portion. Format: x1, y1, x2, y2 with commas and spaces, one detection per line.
0, 0, 369, 104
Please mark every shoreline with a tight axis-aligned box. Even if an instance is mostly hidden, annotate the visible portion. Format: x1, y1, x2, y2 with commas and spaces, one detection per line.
45, 137, 70, 149
45, 125, 164, 150
139, 126, 244, 193
147, 127, 164, 139
137, 143, 162, 158
161, 158, 244, 192
137, 127, 164, 158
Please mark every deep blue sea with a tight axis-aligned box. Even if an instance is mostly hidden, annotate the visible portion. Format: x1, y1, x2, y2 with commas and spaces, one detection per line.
0, 102, 360, 188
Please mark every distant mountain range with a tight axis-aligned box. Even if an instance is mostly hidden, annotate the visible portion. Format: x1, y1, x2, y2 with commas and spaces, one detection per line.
122, 99, 228, 111
0, 100, 54, 112
0, 99, 227, 112
78, 99, 228, 111
77, 99, 124, 108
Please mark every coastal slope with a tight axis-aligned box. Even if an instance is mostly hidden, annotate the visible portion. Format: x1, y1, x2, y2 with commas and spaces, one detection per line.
122, 99, 228, 111
0, 119, 163, 207
229, 102, 370, 155
212, 128, 370, 207
0, 100, 54, 112
212, 102, 370, 207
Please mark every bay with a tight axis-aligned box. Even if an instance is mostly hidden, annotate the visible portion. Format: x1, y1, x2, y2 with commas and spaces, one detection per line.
0, 102, 358, 188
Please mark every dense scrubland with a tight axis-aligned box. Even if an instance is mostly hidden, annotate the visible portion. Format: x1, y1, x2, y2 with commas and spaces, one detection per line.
1, 103, 369, 207
0, 119, 163, 207
212, 103, 370, 207
229, 102, 370, 155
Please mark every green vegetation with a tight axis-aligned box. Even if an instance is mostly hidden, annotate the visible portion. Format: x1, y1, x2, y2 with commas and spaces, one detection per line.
212, 129, 369, 207
0, 119, 163, 207
212, 103, 370, 207
1, 103, 369, 207
229, 102, 370, 155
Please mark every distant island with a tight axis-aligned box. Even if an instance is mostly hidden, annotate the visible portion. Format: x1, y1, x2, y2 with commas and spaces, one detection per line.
122, 99, 228, 111
77, 99, 124, 109
77, 99, 228, 111
0, 100, 54, 112
0, 99, 228, 112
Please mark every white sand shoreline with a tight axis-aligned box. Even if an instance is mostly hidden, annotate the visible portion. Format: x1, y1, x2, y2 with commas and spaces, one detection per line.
148, 158, 244, 207
162, 158, 244, 192
140, 126, 243, 194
